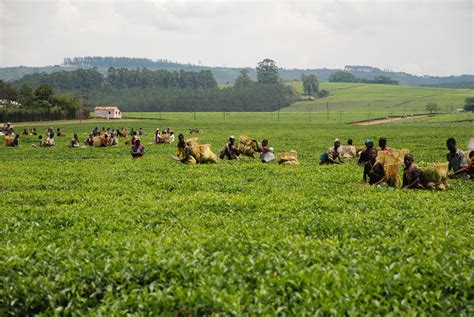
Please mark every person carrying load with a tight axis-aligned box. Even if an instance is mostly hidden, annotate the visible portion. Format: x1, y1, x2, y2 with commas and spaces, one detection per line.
176, 134, 186, 157
181, 141, 197, 164
358, 140, 374, 166
363, 148, 386, 186
402, 153, 424, 189
378, 137, 392, 152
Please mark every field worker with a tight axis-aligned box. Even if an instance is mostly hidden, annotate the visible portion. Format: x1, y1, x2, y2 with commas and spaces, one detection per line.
446, 137, 468, 179
45, 134, 55, 147
320, 139, 343, 165
341, 138, 357, 159
363, 148, 386, 186
131, 139, 145, 158
22, 129, 29, 135
402, 153, 423, 189
108, 134, 118, 146
181, 141, 197, 164
56, 128, 64, 137
38, 135, 46, 147
31, 128, 37, 135
260, 139, 275, 163
378, 137, 392, 152
131, 131, 140, 145
154, 128, 161, 144
176, 133, 186, 157
169, 131, 175, 143
85, 134, 94, 146
358, 140, 374, 166
6, 122, 14, 134
69, 133, 80, 148
46, 127, 53, 137
11, 134, 19, 147
139, 128, 146, 136
449, 150, 474, 179
219, 135, 239, 160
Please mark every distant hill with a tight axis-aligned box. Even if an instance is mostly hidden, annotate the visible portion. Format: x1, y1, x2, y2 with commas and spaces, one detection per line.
282, 82, 474, 115
1, 56, 473, 87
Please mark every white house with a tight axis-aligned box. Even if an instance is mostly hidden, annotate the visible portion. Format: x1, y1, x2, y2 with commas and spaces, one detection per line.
94, 106, 122, 119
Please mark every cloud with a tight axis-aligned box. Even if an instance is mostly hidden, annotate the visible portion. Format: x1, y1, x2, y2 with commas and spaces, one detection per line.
0, 0, 472, 76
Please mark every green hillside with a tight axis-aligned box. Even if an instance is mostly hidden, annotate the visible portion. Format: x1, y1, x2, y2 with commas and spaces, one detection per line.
284, 82, 474, 117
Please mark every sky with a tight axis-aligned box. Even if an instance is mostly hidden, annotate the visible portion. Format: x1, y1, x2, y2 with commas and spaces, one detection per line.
0, 0, 472, 76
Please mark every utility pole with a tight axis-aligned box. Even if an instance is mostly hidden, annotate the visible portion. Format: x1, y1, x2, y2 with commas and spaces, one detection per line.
326, 102, 329, 120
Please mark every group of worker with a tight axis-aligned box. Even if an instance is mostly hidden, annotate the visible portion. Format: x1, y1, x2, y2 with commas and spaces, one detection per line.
153, 128, 175, 144
3, 122, 473, 185
320, 136, 474, 189
174, 134, 275, 164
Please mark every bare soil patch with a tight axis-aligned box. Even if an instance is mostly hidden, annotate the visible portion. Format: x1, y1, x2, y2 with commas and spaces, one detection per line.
353, 115, 429, 126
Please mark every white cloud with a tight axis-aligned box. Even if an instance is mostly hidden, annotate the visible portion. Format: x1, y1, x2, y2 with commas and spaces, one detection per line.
0, 0, 472, 76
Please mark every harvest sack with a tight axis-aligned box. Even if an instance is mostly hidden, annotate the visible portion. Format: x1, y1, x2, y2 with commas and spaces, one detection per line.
192, 144, 218, 163
186, 137, 200, 147
339, 145, 357, 159
384, 163, 401, 187
419, 163, 449, 190
376, 148, 410, 165
467, 138, 474, 151
4, 135, 14, 146
277, 150, 299, 165
238, 135, 261, 158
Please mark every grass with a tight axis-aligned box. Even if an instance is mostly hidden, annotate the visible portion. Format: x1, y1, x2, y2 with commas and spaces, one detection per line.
284, 82, 474, 116
1, 113, 473, 315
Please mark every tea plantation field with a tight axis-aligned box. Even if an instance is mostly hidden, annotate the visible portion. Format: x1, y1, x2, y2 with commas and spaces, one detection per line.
284, 82, 474, 118
1, 114, 473, 315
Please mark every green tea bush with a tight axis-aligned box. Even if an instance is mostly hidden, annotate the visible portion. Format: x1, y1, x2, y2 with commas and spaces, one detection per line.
1, 114, 473, 315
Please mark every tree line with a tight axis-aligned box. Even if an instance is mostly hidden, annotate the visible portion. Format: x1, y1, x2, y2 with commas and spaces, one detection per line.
329, 71, 399, 85
63, 56, 188, 69
89, 84, 296, 112
0, 80, 89, 122
14, 68, 217, 91
1, 59, 296, 118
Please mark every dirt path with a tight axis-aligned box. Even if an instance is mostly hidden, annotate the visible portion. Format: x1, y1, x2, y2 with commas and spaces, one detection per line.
353, 115, 429, 126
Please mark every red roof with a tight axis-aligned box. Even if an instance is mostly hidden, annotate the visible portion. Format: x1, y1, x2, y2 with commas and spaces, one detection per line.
95, 106, 120, 110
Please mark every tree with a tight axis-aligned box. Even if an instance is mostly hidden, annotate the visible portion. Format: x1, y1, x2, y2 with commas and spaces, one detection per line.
302, 74, 319, 95
34, 84, 53, 101
234, 69, 253, 88
0, 80, 18, 101
256, 59, 279, 84
328, 71, 357, 83
426, 102, 439, 114
18, 84, 34, 106
464, 97, 474, 111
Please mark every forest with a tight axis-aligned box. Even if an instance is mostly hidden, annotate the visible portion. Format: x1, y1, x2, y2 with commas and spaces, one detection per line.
1, 59, 297, 117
